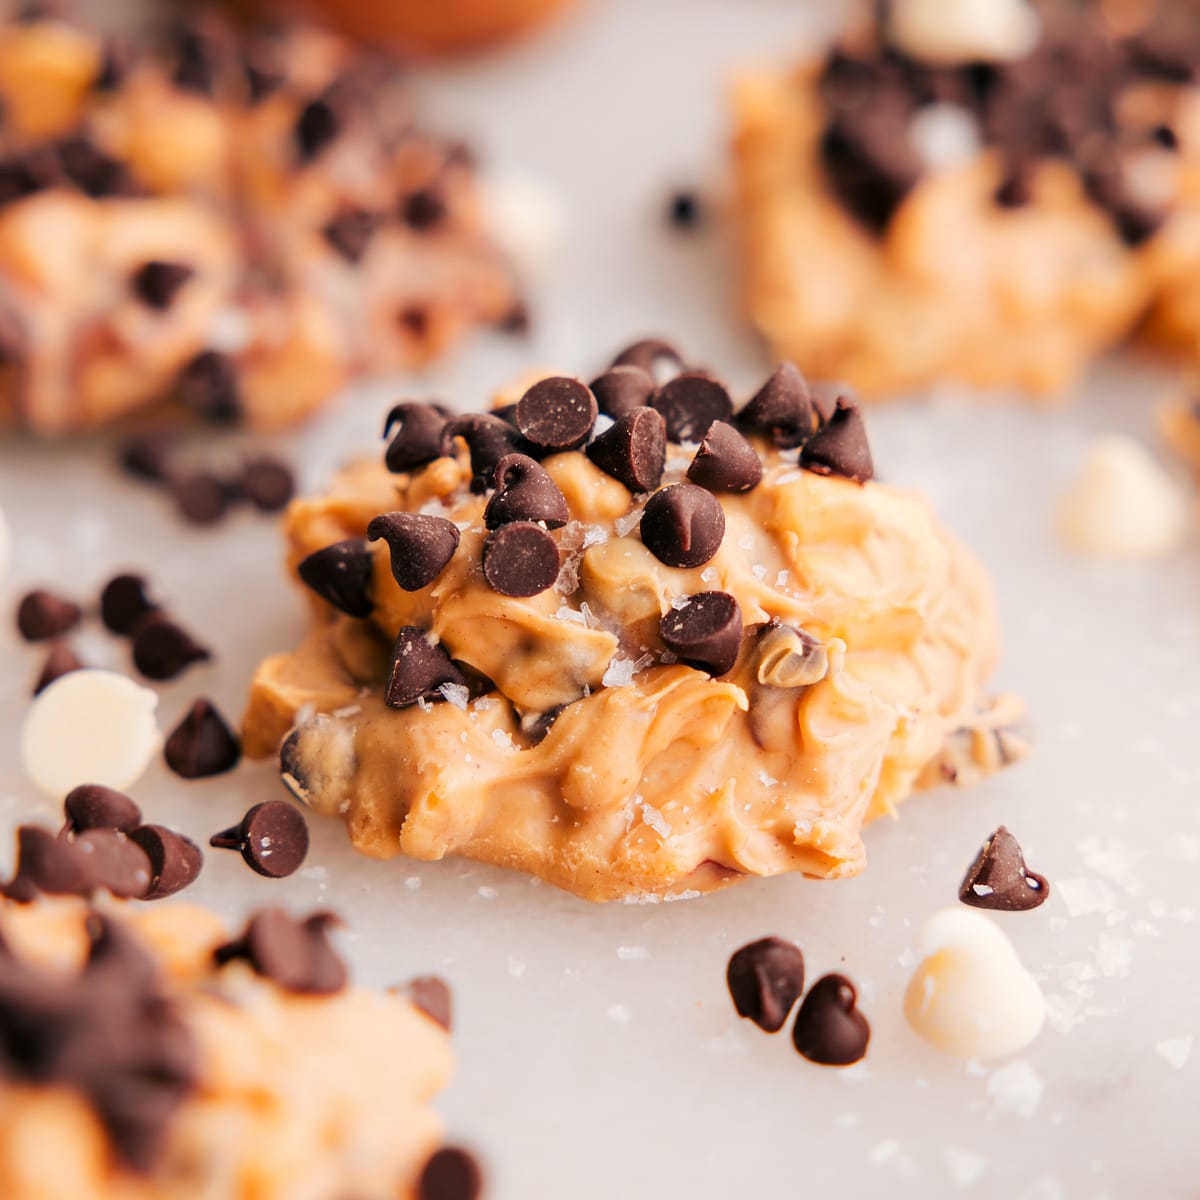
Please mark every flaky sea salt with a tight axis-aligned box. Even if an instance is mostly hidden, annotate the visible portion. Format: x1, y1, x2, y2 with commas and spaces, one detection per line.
582, 525, 608, 547
478, 886, 498, 900
776, 569, 790, 587
1156, 1036, 1193, 1070
603, 656, 636, 688
606, 1004, 633, 1025
701, 567, 718, 584
617, 945, 650, 961
614, 510, 642, 537
640, 803, 671, 839
438, 683, 469, 710
751, 564, 767, 580
986, 1060, 1043, 1118
556, 605, 588, 626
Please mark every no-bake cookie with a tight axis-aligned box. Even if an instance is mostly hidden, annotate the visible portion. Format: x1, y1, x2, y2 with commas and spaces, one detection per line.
244, 344, 1024, 901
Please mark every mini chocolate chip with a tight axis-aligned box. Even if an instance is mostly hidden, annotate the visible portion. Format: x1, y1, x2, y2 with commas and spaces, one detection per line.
995, 163, 1033, 209
175, 351, 240, 424
498, 300, 531, 334
792, 973, 870, 1066
443, 413, 532, 492
958, 826, 1050, 912
611, 338, 686, 383
640, 483, 725, 568
296, 96, 340, 162
385, 627, 467, 708
243, 41, 286, 102
799, 400, 874, 483
652, 373, 734, 443
586, 406, 666, 493
726, 936, 807, 1033
367, 512, 461, 591
590, 365, 656, 420
297, 539, 375, 618
94, 39, 128, 92
119, 432, 175, 483
660, 591, 743, 676
131, 615, 211, 681
384, 402, 451, 474
398, 305, 430, 338
170, 470, 229, 525
484, 454, 569, 529
210, 800, 309, 879
215, 909, 347, 995
33, 640, 84, 695
419, 1147, 484, 1200
820, 109, 921, 234
73, 829, 153, 899
57, 136, 132, 198
63, 784, 142, 834
164, 699, 241, 779
687, 421, 763, 493
323, 208, 378, 263
404, 976, 453, 1031
482, 522, 560, 598
1153, 124, 1178, 151
240, 456, 295, 512
100, 573, 159, 636
2, 825, 92, 902
128, 825, 203, 900
0, 151, 55, 207
16, 590, 82, 641
401, 186, 447, 230
668, 190, 701, 228
515, 377, 598, 452
737, 363, 816, 449
131, 261, 194, 311
171, 29, 216, 94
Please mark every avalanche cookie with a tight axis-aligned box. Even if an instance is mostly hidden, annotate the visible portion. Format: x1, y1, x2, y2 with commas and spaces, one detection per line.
244, 344, 1024, 902
0, 897, 456, 1200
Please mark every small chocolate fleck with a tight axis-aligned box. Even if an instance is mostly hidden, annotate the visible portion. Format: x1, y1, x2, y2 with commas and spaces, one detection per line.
611, 338, 686, 383
297, 539, 375, 618
737, 363, 816, 449
131, 615, 211, 681
63, 784, 142, 835
131, 261, 194, 311
652, 373, 734, 444
660, 591, 743, 676
590, 365, 655, 420
127, 825, 203, 900
799, 399, 874, 483
483, 454, 569, 530
33, 640, 84, 695
726, 936, 806, 1033
482, 522, 560, 598
640, 483, 725, 569
367, 512, 461, 591
215, 909, 347, 995
119, 432, 175, 484
164, 698, 241, 779
384, 402, 451, 474
175, 351, 240, 424
323, 208, 378, 263
72, 828, 153, 899
791, 973, 870, 1066
404, 975, 453, 1031
515, 377, 598, 452
16, 589, 81, 642
586, 406, 666, 493
295, 96, 340, 162
668, 190, 701, 228
958, 826, 1050, 912
100, 573, 159, 636
385, 627, 467, 708
210, 800, 309, 879
170, 470, 230, 526
401, 186, 448, 230
240, 456, 295, 512
419, 1147, 484, 1200
687, 421, 763, 493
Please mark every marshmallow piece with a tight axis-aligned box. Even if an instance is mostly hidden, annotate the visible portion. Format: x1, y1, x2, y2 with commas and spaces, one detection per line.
481, 171, 567, 280
903, 907, 1044, 1059
22, 670, 160, 797
890, 0, 1040, 65
1059, 435, 1188, 560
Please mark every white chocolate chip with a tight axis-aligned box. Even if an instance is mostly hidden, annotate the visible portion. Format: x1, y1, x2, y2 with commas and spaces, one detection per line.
909, 104, 982, 172
481, 171, 567, 280
21, 669, 160, 797
1059, 435, 1188, 560
890, 0, 1040, 65
903, 907, 1044, 1059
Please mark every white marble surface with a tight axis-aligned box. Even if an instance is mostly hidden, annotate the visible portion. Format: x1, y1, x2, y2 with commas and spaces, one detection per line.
1, 0, 1199, 1195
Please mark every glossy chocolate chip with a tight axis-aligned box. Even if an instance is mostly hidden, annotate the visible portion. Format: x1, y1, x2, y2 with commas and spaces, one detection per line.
297, 539, 375, 618
128, 825, 203, 900
33, 640, 84, 695
589, 365, 655, 420
737, 363, 816, 449
240, 457, 294, 512
959, 826, 1050, 912
63, 784, 142, 834
175, 351, 240, 424
131, 260, 194, 310
367, 512, 460, 591
419, 1147, 484, 1200
515, 377, 597, 452
170, 470, 230, 526
586, 407, 666, 493
652, 373, 734, 443
385, 627, 467, 708
726, 937, 807, 1033
164, 699, 241, 779
211, 800, 309, 879
100, 573, 159, 636
799, 400, 874, 483
792, 973, 870, 1066
640, 483, 725, 568
443, 413, 531, 492
405, 976, 453, 1031
215, 909, 347, 995
322, 208, 378, 263
482, 522, 560, 597
687, 421, 763, 493
295, 96, 340, 162
2, 825, 92, 902
16, 589, 81, 641
611, 338, 686, 383
660, 591, 743, 676
73, 829, 153, 899
483, 454, 569, 529
384, 402, 451, 474
132, 615, 211, 681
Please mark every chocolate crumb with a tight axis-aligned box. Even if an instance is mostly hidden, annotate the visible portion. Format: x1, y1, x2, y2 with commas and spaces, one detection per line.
128, 825, 203, 900
958, 825, 1050, 911
210, 800, 309, 879
799, 399, 874, 483
297, 539, 375, 618
419, 1147, 484, 1200
687, 421, 763, 493
164, 698, 242, 779
660, 591, 743, 676
385, 627, 467, 708
639, 483, 725, 568
32, 640, 84, 694
131, 614, 211, 681
404, 975, 453, 1031
586, 406, 666, 493
726, 936, 806, 1033
100, 573, 160, 636
215, 909, 347, 995
651, 373, 734, 443
368, 512, 461, 591
131, 260, 194, 311
483, 454, 569, 529
240, 456, 295, 512
16, 589, 82, 642
482, 522, 560, 598
63, 784, 142, 834
791, 973, 870, 1066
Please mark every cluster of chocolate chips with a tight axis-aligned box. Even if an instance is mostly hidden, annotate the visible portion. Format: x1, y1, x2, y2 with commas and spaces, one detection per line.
727, 936, 870, 1066
817, 8, 1199, 241
958, 825, 1050, 911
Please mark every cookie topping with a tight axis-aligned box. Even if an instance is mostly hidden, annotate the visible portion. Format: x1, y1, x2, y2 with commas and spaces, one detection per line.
211, 800, 309, 878
482, 522, 560, 597
820, 106, 922, 235
295, 96, 341, 162
586, 406, 666, 493
611, 338, 686, 382
368, 512, 461, 590
131, 261, 194, 311
668, 190, 701, 228
2, 826, 94, 901
63, 783, 142, 834
164, 698, 242, 779
386, 627, 467, 708
100, 573, 160, 636
419, 1147, 484, 1200
170, 470, 231, 526
298, 539, 375, 618
484, 454, 570, 529
651, 373, 734, 443
660, 591, 743, 676
444, 413, 531, 492
515, 376, 598, 451
640, 483, 725, 568
17, 589, 82, 642
791, 973, 870, 1065
755, 623, 829, 688
800, 399, 874, 483
404, 975, 453, 1031
726, 936, 806, 1032
215, 909, 347, 995
737, 363, 815, 449
959, 825, 1049, 911
384, 402, 452, 474
33, 640, 84, 695
132, 615, 211, 680
57, 136, 131, 199
71, 829, 155, 898
175, 351, 241, 424
687, 421, 763, 493
239, 456, 295, 512
590, 365, 655, 420
119, 432, 175, 484
401, 186, 448, 230
128, 825, 204, 900
323, 208, 378, 263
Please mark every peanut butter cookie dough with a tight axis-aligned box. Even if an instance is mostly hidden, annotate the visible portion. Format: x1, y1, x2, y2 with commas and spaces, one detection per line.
0, 9, 517, 435
244, 344, 1024, 902
0, 896, 457, 1200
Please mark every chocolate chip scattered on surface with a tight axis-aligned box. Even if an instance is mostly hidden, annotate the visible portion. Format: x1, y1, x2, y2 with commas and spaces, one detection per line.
215, 908, 347, 995
419, 1146, 485, 1200
726, 937, 806, 1033
211, 800, 309, 878
132, 615, 212, 681
99, 572, 160, 636
404, 975, 454, 1032
164, 698, 242, 779
32, 639, 84, 694
959, 825, 1049, 911
791, 973, 871, 1066
16, 588, 82, 641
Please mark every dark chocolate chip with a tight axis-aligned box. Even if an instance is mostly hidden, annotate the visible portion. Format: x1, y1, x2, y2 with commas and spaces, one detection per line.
119, 432, 175, 484
384, 402, 451, 474
131, 615, 211, 681
497, 299, 531, 334
16, 589, 81, 641
443, 413, 532, 492
481, 522, 560, 598
175, 351, 240, 424
322, 208, 378, 263
791, 973, 870, 1066
799, 399, 874, 483
515, 376, 598, 452
589, 365, 656, 420
1153, 123, 1179, 151
668, 190, 701, 228
127, 825, 203, 900
297, 539, 375, 618
652, 373, 734, 443
63, 784, 142, 834
660, 591, 743, 676
367, 512, 461, 591
0, 151, 56, 206
404, 975, 453, 1031
164, 699, 241, 779
57, 136, 132, 198
737, 363, 816, 449
94, 39, 128, 92
385, 627, 467, 708
240, 456, 295, 512
611, 338, 686, 383
995, 163, 1033, 209
820, 109, 922, 235
586, 406, 666, 493
215, 909, 347, 995
520, 705, 564, 745
958, 825, 1050, 912
401, 186, 447, 230
687, 421, 763, 493
1, 825, 92, 902
483, 454, 569, 530
398, 305, 430, 338
171, 28, 216, 94
170, 470, 230, 525
100, 573, 160, 636
726, 936, 807, 1033
243, 41, 286, 102
33, 640, 84, 695
640, 483, 725, 568
210, 800, 309, 879
73, 829, 153, 899
295, 97, 340, 162
130, 261, 194, 311
419, 1147, 484, 1200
